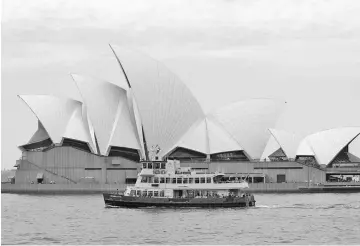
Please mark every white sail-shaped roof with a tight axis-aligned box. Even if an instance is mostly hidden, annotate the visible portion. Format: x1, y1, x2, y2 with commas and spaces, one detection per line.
297, 127, 360, 165
166, 117, 243, 156
28, 121, 50, 144
261, 135, 281, 161
207, 99, 286, 159
172, 119, 209, 154
296, 139, 315, 157
71, 74, 141, 156
127, 90, 146, 157
109, 45, 205, 157
63, 105, 94, 144
206, 118, 243, 154
268, 129, 301, 159
19, 95, 96, 152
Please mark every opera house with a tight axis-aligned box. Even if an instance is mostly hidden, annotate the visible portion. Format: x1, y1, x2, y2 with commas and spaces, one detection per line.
12, 45, 360, 191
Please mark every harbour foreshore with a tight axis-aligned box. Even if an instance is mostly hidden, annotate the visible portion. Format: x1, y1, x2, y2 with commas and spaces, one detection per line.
3, 182, 359, 194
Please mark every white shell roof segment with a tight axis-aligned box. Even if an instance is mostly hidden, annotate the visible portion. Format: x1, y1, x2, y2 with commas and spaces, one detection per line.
28, 121, 50, 144
19, 95, 96, 152
127, 90, 146, 157
63, 105, 94, 146
268, 129, 301, 159
71, 74, 141, 156
172, 119, 209, 154
298, 127, 360, 165
206, 118, 243, 154
207, 99, 286, 159
166, 117, 243, 156
296, 139, 315, 157
261, 135, 281, 161
109, 45, 205, 157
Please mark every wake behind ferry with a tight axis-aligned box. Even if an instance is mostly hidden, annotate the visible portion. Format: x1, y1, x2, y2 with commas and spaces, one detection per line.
103, 159, 256, 208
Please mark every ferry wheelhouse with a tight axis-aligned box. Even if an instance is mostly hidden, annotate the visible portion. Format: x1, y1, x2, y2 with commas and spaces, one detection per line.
103, 159, 256, 208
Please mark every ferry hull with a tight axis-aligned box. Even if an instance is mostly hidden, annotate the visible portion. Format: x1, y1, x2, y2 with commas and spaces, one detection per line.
103, 193, 256, 208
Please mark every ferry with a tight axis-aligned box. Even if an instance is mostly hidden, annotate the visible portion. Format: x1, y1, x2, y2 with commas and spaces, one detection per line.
103, 159, 256, 208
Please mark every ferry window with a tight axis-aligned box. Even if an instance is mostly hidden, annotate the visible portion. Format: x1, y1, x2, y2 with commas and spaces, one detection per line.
160, 190, 164, 197
154, 163, 160, 169
136, 190, 141, 196
148, 163, 153, 169
166, 178, 171, 183
130, 190, 135, 196
142, 191, 147, 197
154, 191, 159, 197
148, 177, 153, 183
189, 178, 194, 184
172, 178, 176, 184
154, 177, 159, 183
148, 191, 153, 197
141, 177, 147, 183
177, 178, 182, 184
142, 163, 147, 169
160, 177, 165, 183
183, 178, 188, 184
188, 190, 194, 198
160, 163, 165, 169
195, 178, 200, 184
206, 177, 211, 183
200, 177, 206, 183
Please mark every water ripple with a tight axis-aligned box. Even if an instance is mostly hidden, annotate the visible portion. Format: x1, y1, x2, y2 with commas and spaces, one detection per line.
2, 193, 360, 245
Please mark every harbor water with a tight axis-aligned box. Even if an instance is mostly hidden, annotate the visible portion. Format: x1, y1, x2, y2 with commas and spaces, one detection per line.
2, 193, 360, 245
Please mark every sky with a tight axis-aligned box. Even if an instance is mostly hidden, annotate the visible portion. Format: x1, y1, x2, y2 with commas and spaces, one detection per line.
1, 0, 360, 169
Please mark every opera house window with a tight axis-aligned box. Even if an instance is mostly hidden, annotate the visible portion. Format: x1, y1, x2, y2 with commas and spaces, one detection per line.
160, 177, 165, 183
160, 163, 165, 169
148, 163, 153, 169
154, 177, 159, 183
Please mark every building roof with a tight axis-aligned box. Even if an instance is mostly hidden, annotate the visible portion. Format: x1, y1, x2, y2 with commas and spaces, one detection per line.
28, 121, 50, 144
261, 128, 301, 160
269, 148, 286, 158
207, 99, 286, 159
173, 118, 209, 155
206, 117, 243, 154
296, 127, 360, 165
109, 45, 205, 157
166, 117, 243, 156
18, 95, 96, 153
71, 74, 141, 156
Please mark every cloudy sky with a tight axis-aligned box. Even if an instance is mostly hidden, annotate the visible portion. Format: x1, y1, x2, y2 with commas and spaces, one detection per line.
2, 0, 360, 169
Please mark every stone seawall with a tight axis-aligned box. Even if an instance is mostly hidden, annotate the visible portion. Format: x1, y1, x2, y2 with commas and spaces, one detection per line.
2, 183, 307, 194
1, 183, 130, 194
4, 182, 359, 194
